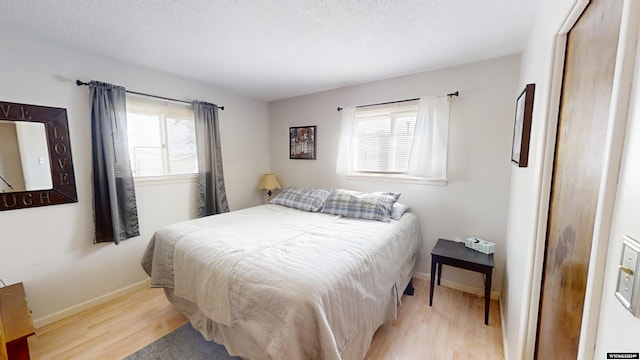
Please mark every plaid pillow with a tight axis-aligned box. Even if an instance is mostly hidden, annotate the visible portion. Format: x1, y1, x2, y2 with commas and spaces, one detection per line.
321, 189, 400, 222
270, 187, 330, 212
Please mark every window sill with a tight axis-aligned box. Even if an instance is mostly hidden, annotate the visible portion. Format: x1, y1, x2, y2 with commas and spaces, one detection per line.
344, 173, 447, 186
133, 174, 198, 186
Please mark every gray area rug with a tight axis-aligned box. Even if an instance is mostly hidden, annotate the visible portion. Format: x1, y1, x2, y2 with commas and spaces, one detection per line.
124, 323, 242, 360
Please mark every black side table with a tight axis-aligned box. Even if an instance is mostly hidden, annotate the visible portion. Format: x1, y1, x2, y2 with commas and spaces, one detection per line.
430, 238, 495, 325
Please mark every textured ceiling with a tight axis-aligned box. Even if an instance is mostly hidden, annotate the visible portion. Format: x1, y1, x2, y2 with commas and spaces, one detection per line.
0, 0, 536, 101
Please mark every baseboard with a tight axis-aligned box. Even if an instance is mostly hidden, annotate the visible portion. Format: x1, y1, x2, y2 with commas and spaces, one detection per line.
33, 278, 151, 328
500, 294, 510, 360
413, 271, 500, 300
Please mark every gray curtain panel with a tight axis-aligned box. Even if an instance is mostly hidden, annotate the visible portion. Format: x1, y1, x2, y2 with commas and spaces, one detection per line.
89, 81, 140, 244
193, 101, 230, 216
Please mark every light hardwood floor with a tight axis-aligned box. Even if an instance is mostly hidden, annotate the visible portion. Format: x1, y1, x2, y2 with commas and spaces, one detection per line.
28, 278, 504, 359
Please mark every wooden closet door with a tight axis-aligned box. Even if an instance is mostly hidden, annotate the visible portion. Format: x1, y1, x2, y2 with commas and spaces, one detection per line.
0, 319, 7, 360
535, 0, 623, 359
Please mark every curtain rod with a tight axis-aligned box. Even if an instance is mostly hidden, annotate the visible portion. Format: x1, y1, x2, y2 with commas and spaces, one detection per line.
75, 80, 225, 111
336, 91, 459, 111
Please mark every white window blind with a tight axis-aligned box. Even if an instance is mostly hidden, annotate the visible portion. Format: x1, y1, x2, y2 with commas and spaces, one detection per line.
337, 97, 450, 182
353, 101, 418, 173
126, 96, 197, 177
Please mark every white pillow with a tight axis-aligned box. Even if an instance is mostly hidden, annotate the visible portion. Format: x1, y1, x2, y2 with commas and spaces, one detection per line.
390, 202, 411, 220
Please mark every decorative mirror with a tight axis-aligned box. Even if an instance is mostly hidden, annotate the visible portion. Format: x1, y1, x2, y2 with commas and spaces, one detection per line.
0, 101, 77, 211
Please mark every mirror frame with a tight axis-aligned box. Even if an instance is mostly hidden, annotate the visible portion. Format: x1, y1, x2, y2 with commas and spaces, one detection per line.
0, 101, 77, 211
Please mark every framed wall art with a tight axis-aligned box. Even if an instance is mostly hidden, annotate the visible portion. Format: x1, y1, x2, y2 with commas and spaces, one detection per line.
289, 125, 316, 160
0, 101, 78, 211
511, 83, 535, 167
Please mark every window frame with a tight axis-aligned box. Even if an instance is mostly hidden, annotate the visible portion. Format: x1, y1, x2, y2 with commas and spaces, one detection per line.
340, 97, 449, 186
351, 102, 419, 175
125, 96, 198, 182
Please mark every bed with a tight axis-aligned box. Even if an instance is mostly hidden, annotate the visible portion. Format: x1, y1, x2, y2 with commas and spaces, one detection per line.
141, 190, 422, 360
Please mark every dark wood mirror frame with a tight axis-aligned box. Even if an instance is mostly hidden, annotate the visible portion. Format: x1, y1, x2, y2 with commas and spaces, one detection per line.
0, 101, 77, 211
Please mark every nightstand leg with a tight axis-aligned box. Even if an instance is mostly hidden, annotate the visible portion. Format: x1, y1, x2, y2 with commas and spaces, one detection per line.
485, 269, 492, 325
437, 262, 443, 286
430, 257, 436, 306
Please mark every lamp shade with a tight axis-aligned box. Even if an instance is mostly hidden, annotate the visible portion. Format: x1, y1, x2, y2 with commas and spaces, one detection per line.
258, 174, 281, 191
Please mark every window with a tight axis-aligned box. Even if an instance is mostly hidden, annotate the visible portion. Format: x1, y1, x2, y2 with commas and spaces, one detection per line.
353, 101, 418, 173
337, 97, 450, 183
126, 96, 197, 177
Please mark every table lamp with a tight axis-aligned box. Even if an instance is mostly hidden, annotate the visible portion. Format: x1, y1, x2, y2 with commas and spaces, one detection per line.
258, 173, 281, 200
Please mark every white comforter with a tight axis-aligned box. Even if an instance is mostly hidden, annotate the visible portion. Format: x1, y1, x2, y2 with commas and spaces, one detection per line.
141, 204, 422, 360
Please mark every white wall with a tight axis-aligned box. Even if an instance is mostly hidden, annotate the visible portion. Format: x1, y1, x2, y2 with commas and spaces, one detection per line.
269, 55, 520, 295
502, 0, 585, 358
501, 1, 576, 358
0, 31, 270, 325
595, 30, 640, 357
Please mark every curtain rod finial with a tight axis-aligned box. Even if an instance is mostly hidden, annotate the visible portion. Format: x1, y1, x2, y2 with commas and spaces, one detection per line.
337, 107, 343, 112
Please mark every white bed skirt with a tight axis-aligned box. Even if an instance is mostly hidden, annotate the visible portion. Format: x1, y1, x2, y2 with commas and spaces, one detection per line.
164, 252, 418, 360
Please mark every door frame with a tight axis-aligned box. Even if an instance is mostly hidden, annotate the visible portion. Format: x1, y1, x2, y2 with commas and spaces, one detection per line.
522, 1, 640, 359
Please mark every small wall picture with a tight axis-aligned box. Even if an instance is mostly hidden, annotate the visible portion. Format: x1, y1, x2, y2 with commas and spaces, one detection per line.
511, 83, 535, 167
289, 125, 316, 160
